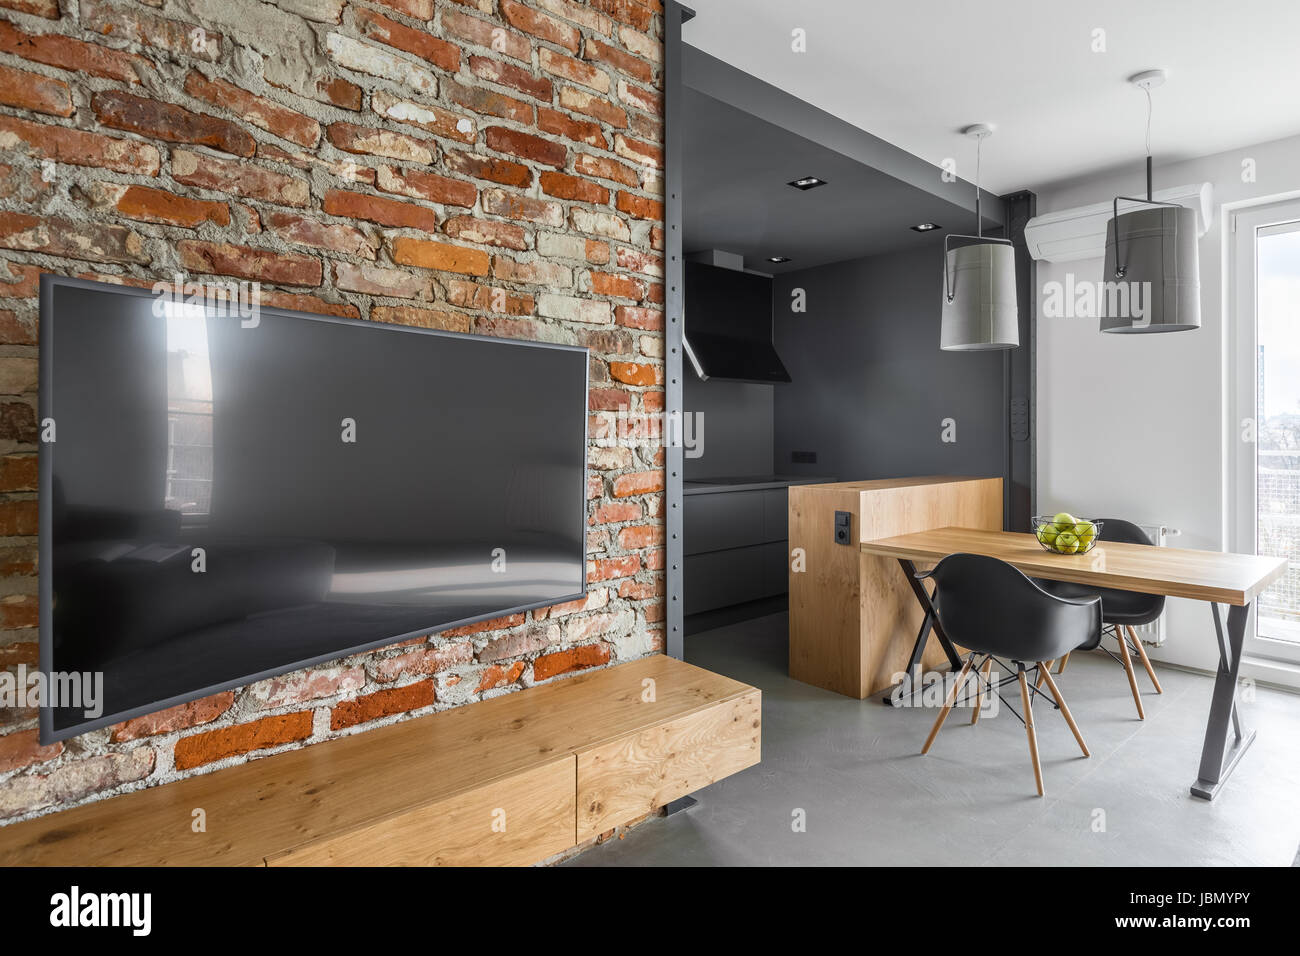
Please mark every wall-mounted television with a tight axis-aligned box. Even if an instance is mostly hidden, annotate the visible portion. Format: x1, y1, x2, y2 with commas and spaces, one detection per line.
39, 275, 588, 742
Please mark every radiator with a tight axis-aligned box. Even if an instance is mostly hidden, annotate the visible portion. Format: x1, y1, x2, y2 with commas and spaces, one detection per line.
1128, 523, 1176, 646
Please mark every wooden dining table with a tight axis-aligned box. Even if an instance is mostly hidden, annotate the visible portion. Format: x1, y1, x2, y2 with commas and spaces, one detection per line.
861, 526, 1288, 800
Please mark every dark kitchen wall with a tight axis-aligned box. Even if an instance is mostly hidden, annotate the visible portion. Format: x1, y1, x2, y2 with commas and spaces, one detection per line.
682, 374, 774, 479
771, 245, 1005, 482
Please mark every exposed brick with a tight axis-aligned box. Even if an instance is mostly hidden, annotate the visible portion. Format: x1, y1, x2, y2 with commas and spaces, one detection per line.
485, 126, 566, 167
540, 46, 610, 93
184, 71, 321, 149
575, 152, 640, 186
317, 77, 363, 111
443, 76, 533, 124
537, 107, 606, 149
617, 77, 661, 115
478, 623, 559, 663
482, 188, 564, 226
0, 212, 148, 265
0, 500, 37, 535
476, 659, 526, 692
245, 666, 366, 710
614, 133, 662, 168
325, 33, 438, 95
532, 642, 610, 680
587, 554, 640, 581
0, 402, 37, 442
443, 148, 532, 187
612, 470, 663, 497
0, 545, 36, 578
440, 9, 531, 62
559, 85, 626, 127
333, 260, 433, 299
610, 360, 660, 386
534, 0, 613, 35
492, 255, 572, 286
0, 749, 155, 821
616, 191, 663, 221
616, 246, 662, 276
178, 240, 322, 287
371, 89, 476, 143
0, 115, 160, 176
372, 0, 433, 18
615, 305, 662, 330
371, 303, 469, 332
330, 681, 434, 730
109, 692, 235, 743
265, 210, 377, 258
372, 642, 473, 682
0, 0, 59, 18
323, 188, 439, 232
585, 37, 654, 84
535, 587, 609, 619
81, 0, 221, 61
618, 523, 664, 549
173, 712, 312, 770
538, 293, 611, 324
86, 182, 230, 228
470, 54, 552, 101
355, 7, 460, 73
570, 207, 629, 240
0, 62, 72, 117
619, 25, 661, 62
0, 358, 38, 396
443, 612, 526, 637
588, 271, 644, 299
501, 0, 579, 53
0, 593, 37, 627
377, 165, 477, 207
391, 236, 491, 276
541, 170, 609, 204
590, 0, 655, 31
0, 310, 34, 346
92, 91, 255, 157
0, 728, 62, 774
445, 279, 533, 315
327, 120, 434, 165
171, 149, 310, 207
618, 577, 661, 600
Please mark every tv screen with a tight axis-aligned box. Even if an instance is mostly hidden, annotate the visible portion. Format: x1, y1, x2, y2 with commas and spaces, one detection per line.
39, 275, 588, 742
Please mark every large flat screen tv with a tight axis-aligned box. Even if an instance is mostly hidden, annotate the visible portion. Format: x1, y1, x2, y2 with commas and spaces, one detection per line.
39, 275, 588, 742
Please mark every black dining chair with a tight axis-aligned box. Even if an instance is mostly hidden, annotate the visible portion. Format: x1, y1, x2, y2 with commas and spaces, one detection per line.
918, 553, 1100, 796
1034, 518, 1164, 719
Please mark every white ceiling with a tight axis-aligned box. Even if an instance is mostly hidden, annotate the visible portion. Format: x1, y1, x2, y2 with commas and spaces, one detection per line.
683, 0, 1300, 194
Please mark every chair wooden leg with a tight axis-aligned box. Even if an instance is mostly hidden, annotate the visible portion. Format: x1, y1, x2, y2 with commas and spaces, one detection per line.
1039, 665, 1090, 757
1056, 652, 1070, 674
1125, 625, 1163, 694
1035, 660, 1052, 690
971, 656, 993, 725
1116, 624, 1145, 720
1017, 669, 1044, 797
922, 657, 975, 754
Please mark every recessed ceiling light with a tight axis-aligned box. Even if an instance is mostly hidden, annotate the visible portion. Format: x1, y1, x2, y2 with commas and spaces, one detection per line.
911, 222, 942, 232
787, 177, 827, 191
767, 256, 791, 263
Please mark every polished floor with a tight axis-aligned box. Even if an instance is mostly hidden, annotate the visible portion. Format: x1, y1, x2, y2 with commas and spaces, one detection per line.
568, 612, 1300, 867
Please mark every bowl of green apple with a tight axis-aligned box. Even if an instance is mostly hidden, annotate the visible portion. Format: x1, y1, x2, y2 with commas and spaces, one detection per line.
1033, 513, 1102, 554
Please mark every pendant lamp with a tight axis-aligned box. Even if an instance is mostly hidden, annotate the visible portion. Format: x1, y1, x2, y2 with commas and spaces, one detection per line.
940, 124, 1019, 351
1100, 70, 1201, 333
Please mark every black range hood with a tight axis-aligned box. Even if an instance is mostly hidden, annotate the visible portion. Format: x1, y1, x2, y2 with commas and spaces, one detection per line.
683, 260, 791, 383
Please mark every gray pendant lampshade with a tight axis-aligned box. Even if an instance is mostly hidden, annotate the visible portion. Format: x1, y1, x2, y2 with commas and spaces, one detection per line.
1100, 69, 1201, 334
941, 240, 1019, 350
939, 124, 1019, 351
1099, 204, 1201, 333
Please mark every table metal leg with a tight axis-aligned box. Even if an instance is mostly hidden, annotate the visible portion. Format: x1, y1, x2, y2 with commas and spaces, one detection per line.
883, 559, 964, 706
1191, 602, 1255, 800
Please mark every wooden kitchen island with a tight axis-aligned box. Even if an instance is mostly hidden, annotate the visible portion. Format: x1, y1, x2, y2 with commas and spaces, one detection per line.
787, 476, 1002, 698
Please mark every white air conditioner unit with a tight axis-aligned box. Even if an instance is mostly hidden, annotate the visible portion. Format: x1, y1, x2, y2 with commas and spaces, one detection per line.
1024, 183, 1213, 262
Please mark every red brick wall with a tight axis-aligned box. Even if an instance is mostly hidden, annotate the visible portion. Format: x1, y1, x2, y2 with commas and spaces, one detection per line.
0, 0, 665, 823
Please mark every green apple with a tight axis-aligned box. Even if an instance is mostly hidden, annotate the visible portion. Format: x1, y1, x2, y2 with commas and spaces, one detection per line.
1037, 524, 1058, 546
1054, 531, 1080, 554
1053, 511, 1077, 528
1074, 520, 1097, 548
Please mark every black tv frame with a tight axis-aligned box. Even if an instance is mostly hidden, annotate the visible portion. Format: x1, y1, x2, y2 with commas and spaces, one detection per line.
38, 273, 589, 743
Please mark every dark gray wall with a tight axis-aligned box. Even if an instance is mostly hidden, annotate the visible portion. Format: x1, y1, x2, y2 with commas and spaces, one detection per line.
772, 245, 1005, 482
682, 374, 773, 479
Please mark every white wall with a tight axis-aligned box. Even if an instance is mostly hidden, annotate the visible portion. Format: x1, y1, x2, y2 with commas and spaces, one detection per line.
1035, 132, 1300, 682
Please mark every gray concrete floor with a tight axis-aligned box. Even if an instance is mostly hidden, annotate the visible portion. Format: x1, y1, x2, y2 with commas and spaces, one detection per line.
567, 612, 1300, 866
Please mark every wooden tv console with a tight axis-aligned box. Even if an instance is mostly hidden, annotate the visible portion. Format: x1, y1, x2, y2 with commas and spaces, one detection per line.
0, 655, 760, 866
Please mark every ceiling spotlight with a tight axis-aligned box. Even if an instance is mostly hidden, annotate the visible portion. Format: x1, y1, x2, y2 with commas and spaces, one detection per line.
767, 256, 791, 263
911, 222, 942, 232
787, 177, 827, 190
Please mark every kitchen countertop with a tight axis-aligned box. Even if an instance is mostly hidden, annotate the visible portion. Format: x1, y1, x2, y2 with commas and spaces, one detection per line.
682, 475, 833, 495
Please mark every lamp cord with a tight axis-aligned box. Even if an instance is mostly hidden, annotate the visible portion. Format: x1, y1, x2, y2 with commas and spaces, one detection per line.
1144, 86, 1153, 157
974, 133, 983, 238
